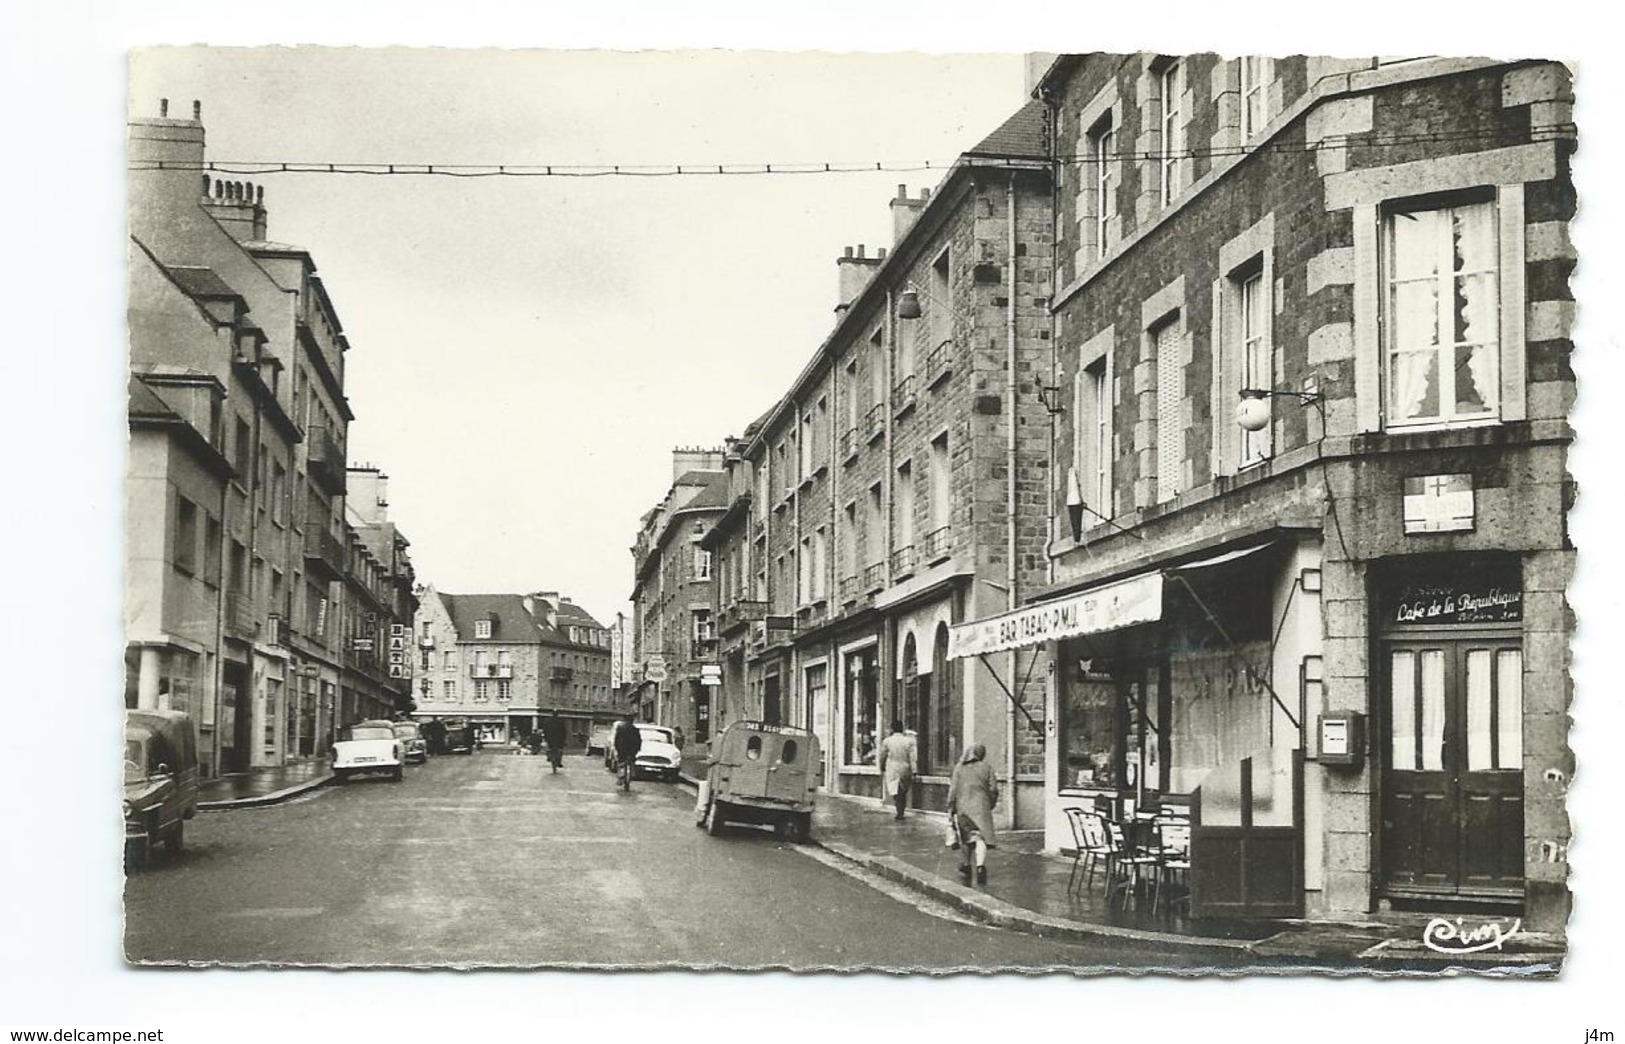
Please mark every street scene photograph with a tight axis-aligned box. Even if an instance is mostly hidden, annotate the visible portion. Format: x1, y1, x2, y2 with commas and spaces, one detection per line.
115, 44, 1581, 977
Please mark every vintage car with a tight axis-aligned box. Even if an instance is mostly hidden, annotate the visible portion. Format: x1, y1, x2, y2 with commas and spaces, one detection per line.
695, 721, 819, 842
630, 724, 683, 783
441, 718, 476, 755
124, 709, 199, 869
333, 720, 406, 782
392, 721, 428, 764
586, 722, 615, 758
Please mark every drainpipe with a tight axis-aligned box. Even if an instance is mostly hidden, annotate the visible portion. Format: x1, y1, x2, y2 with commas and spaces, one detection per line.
1005, 171, 1019, 829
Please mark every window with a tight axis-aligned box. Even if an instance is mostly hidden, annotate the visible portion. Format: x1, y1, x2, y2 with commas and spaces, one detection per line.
234, 417, 251, 477
895, 460, 915, 552
497, 679, 512, 702
203, 514, 222, 586
1073, 354, 1111, 516
475, 618, 493, 639
498, 649, 512, 668
844, 357, 860, 436
174, 496, 198, 574
693, 545, 712, 581
842, 502, 858, 583
755, 460, 769, 519
1239, 56, 1274, 140
1239, 268, 1271, 465
928, 433, 950, 534
271, 462, 287, 525
866, 483, 885, 568
869, 327, 886, 409
442, 680, 456, 702
1385, 199, 1500, 427
799, 536, 813, 605
811, 526, 827, 601
421, 648, 431, 671
1158, 60, 1184, 206
1088, 113, 1117, 261
693, 610, 714, 642
442, 650, 454, 670
928, 249, 951, 353
474, 679, 491, 702
775, 554, 790, 613
843, 645, 880, 766
1152, 315, 1185, 501
800, 409, 815, 478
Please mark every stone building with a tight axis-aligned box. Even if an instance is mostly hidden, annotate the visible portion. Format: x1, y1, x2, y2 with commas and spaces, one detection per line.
127, 101, 417, 773
413, 588, 614, 748
629, 450, 728, 737
979, 55, 1575, 928
700, 102, 1056, 826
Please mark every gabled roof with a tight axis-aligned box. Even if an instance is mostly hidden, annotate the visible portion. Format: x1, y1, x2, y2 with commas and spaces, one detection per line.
681, 471, 730, 512
437, 593, 544, 644
128, 374, 178, 421
554, 600, 606, 631
964, 98, 1048, 160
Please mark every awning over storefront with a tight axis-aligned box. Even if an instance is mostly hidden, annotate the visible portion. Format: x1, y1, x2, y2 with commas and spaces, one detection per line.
946, 542, 1274, 660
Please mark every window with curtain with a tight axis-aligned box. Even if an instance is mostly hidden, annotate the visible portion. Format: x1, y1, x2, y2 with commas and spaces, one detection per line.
1385, 199, 1500, 427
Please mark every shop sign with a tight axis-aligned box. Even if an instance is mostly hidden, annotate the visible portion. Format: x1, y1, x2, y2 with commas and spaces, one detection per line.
700, 664, 722, 687
644, 656, 668, 684
1392, 578, 1522, 625
948, 571, 1164, 659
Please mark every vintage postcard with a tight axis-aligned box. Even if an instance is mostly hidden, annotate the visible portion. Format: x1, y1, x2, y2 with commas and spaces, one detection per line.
118, 46, 1574, 982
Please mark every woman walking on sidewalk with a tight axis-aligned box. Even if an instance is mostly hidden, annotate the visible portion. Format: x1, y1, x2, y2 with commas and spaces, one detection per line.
947, 744, 998, 885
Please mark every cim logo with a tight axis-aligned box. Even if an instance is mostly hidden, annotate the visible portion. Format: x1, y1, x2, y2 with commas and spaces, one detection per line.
1421, 916, 1522, 955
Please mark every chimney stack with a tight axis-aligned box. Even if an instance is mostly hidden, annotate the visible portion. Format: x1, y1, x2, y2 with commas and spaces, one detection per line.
671, 446, 725, 481
835, 243, 886, 314
890, 184, 931, 247
202, 176, 270, 243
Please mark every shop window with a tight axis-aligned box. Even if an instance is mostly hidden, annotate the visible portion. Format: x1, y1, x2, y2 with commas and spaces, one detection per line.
1384, 197, 1500, 428
843, 646, 880, 766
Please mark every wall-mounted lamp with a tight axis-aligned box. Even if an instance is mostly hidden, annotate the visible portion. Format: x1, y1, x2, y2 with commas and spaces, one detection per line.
1236, 386, 1324, 432
896, 289, 925, 320
1035, 382, 1066, 415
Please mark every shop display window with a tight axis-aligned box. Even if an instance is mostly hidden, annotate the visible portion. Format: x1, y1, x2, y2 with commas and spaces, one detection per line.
843, 646, 879, 766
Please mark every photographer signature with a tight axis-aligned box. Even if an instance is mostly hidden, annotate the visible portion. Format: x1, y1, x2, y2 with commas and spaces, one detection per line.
1422, 916, 1522, 954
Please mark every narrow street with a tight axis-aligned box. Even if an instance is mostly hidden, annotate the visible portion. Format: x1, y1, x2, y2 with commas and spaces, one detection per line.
126, 753, 1213, 970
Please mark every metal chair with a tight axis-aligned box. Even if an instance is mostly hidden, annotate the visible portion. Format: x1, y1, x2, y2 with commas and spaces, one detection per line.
1151, 817, 1192, 915
1104, 817, 1160, 907
1063, 807, 1113, 895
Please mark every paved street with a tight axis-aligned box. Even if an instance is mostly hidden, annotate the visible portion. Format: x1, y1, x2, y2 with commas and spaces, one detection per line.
126, 753, 1221, 970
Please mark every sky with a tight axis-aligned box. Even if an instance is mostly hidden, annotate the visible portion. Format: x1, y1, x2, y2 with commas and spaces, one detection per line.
128, 48, 1030, 625
8, 0, 1625, 1037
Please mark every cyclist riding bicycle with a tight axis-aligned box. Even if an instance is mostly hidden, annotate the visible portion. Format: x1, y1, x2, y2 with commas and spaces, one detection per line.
612, 712, 642, 789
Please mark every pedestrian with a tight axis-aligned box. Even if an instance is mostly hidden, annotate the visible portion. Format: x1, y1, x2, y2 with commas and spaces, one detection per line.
877, 719, 917, 821
673, 725, 685, 751
541, 709, 567, 774
947, 743, 999, 885
612, 712, 642, 789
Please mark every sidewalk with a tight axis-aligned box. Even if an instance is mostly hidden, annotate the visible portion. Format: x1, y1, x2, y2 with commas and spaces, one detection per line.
678, 765, 1562, 972
197, 756, 334, 809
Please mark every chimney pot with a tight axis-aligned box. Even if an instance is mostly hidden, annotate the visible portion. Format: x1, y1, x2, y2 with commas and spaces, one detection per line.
921, 187, 931, 201
878, 247, 888, 259
896, 182, 907, 197
192, 100, 201, 121
159, 98, 169, 117
844, 246, 853, 259
857, 244, 866, 258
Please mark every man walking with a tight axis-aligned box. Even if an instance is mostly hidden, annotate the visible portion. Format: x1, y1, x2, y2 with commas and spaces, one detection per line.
541, 709, 567, 773
878, 719, 918, 820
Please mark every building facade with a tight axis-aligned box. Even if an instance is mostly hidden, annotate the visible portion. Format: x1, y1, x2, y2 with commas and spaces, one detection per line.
127, 102, 417, 775
694, 103, 1056, 826
413, 589, 614, 748
978, 55, 1576, 928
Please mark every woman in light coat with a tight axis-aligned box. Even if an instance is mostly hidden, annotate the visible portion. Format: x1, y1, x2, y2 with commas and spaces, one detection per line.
947, 743, 999, 884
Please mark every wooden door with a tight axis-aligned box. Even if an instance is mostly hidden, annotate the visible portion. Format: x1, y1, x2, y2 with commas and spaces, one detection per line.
1382, 640, 1524, 898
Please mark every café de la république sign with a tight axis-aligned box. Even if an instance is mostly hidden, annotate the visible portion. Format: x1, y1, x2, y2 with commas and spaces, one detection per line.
948, 571, 1164, 659
1390, 565, 1523, 627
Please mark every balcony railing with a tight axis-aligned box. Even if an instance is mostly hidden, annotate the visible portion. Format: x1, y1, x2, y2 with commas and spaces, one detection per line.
306, 424, 346, 495
840, 426, 859, 465
550, 666, 573, 682
862, 561, 886, 593
838, 574, 859, 605
923, 526, 951, 564
303, 526, 346, 581
691, 637, 719, 660
891, 544, 917, 579
893, 375, 917, 418
864, 402, 887, 444
924, 341, 953, 389
265, 613, 288, 647
470, 663, 514, 679
718, 598, 769, 634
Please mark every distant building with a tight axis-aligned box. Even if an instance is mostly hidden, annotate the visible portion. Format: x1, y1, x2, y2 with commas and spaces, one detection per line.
413, 587, 614, 748
629, 450, 728, 737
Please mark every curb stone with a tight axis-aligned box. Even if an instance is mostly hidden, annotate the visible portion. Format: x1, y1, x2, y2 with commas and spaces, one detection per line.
197, 772, 334, 811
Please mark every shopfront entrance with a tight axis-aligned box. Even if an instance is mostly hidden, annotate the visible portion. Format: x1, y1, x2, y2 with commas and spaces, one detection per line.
1378, 556, 1525, 901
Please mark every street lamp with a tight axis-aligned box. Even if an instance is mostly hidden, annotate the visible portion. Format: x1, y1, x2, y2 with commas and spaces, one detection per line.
1235, 386, 1323, 432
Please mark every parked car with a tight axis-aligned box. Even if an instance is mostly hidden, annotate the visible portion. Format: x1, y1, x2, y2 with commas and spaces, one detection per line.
124, 709, 199, 870
392, 721, 427, 764
586, 722, 615, 758
333, 720, 405, 782
696, 721, 819, 842
630, 724, 683, 782
442, 718, 476, 755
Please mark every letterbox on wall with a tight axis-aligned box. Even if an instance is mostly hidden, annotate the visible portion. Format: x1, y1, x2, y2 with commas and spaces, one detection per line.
1317, 712, 1366, 768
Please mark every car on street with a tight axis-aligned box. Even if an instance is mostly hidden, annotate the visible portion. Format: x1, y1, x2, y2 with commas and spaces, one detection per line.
392, 721, 427, 764
586, 722, 615, 758
630, 724, 683, 782
333, 720, 406, 782
696, 721, 819, 842
124, 708, 199, 869
441, 718, 476, 755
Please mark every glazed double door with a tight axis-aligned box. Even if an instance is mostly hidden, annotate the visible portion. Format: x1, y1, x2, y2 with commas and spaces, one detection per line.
1381, 639, 1525, 898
